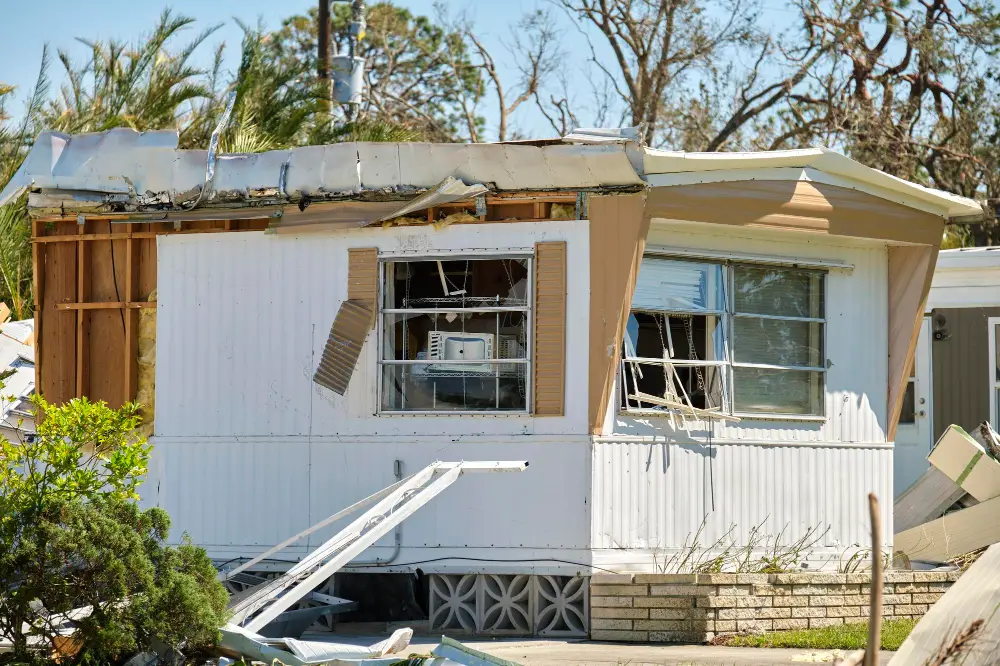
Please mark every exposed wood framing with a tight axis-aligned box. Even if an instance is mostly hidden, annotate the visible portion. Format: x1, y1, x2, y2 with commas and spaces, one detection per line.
33, 218, 269, 408
32, 194, 581, 409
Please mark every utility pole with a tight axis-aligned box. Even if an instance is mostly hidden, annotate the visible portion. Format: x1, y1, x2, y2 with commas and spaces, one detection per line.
318, 0, 331, 109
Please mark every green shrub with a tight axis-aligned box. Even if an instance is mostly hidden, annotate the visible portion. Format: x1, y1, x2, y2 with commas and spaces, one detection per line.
0, 397, 228, 664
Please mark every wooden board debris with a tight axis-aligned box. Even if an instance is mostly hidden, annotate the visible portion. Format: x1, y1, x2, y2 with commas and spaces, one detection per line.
890, 543, 1000, 665
894, 493, 1000, 563
893, 467, 967, 534
928, 424, 1000, 502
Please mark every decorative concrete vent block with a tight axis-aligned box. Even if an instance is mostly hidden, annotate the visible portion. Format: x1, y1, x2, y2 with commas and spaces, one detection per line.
429, 574, 588, 637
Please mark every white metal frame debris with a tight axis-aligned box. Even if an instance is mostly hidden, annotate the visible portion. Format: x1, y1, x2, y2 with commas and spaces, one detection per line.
222, 460, 528, 633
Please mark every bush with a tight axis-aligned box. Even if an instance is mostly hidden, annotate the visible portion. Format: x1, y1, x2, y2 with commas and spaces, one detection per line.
0, 397, 229, 664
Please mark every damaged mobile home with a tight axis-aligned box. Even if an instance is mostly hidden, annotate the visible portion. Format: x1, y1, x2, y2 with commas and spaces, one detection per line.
2, 127, 983, 637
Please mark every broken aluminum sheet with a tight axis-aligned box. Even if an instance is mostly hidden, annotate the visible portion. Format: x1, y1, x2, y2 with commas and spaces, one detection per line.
562, 126, 643, 144
1, 128, 643, 212
427, 636, 522, 666
218, 624, 412, 666
890, 543, 1000, 664
371, 177, 489, 225
228, 461, 529, 633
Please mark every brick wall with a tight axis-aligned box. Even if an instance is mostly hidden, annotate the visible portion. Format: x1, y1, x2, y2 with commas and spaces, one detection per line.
590, 571, 961, 643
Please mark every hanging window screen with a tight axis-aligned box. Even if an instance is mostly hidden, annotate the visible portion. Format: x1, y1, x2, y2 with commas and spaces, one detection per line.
621, 256, 827, 418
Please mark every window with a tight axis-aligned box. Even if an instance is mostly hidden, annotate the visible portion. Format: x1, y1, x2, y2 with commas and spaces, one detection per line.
620, 256, 826, 418
379, 256, 531, 413
899, 363, 917, 425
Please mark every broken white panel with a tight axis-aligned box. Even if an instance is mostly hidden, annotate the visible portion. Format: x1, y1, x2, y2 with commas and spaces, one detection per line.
219, 625, 412, 666
218, 472, 412, 582
890, 544, 1000, 665
230, 460, 528, 633
430, 636, 523, 666
374, 177, 489, 223
928, 424, 1000, 502
893, 467, 966, 534
894, 493, 1000, 563
562, 126, 642, 144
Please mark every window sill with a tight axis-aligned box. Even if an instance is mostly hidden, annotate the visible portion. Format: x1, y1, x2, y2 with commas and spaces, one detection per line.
732, 412, 827, 422
378, 411, 532, 417
619, 409, 826, 423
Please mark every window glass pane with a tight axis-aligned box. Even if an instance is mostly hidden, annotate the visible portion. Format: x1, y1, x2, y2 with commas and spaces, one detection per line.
384, 258, 529, 309
734, 266, 824, 318
633, 258, 726, 312
382, 312, 528, 363
734, 318, 824, 367
381, 364, 527, 412
899, 381, 916, 424
623, 312, 726, 362
733, 367, 824, 415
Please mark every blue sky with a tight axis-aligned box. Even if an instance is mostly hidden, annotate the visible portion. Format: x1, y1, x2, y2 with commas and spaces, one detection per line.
0, 0, 574, 139
0, 1, 799, 141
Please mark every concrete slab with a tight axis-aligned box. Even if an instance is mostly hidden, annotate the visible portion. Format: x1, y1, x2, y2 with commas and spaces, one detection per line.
313, 633, 896, 665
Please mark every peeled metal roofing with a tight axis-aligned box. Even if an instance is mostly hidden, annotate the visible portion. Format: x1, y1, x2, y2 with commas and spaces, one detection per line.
0, 128, 645, 212
2, 127, 982, 221
643, 147, 983, 219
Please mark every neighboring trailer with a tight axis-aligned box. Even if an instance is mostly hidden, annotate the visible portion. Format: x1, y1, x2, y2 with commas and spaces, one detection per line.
894, 247, 1000, 495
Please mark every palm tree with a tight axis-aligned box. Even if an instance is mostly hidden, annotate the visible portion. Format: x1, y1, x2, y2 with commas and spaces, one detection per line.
42, 10, 219, 136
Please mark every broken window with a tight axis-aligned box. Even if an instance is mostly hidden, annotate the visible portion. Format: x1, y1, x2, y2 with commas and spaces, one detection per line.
379, 257, 531, 413
621, 257, 826, 418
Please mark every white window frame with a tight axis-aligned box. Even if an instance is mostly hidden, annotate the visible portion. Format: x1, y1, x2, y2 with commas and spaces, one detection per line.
376, 252, 533, 415
989, 317, 1000, 431
619, 255, 829, 420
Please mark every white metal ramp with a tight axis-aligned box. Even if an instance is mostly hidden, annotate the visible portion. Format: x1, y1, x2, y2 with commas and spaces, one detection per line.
221, 460, 528, 633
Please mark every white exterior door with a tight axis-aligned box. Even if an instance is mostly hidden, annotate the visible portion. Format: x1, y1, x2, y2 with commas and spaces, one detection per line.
894, 317, 934, 497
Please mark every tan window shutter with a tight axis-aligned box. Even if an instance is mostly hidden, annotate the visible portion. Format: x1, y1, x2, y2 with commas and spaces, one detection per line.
348, 247, 379, 327
533, 241, 567, 416
313, 248, 379, 395
314, 300, 373, 395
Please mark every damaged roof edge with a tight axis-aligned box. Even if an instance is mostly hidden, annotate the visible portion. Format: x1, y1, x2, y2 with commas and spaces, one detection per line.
643, 146, 984, 220
8, 129, 645, 216
7, 127, 982, 222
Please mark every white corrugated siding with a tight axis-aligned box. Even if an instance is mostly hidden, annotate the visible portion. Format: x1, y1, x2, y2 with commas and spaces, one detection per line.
144, 436, 591, 556
151, 217, 894, 569
151, 222, 593, 563
591, 439, 892, 555
156, 221, 590, 438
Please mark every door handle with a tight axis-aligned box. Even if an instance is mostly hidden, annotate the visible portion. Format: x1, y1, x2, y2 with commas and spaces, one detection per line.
918, 410, 926, 417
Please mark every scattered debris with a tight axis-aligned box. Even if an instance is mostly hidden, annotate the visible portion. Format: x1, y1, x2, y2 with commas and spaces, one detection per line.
927, 425, 1000, 501
222, 461, 527, 634
889, 543, 1000, 664
429, 636, 522, 665
895, 466, 967, 534
373, 177, 489, 224
894, 422, 1000, 564
217, 624, 413, 665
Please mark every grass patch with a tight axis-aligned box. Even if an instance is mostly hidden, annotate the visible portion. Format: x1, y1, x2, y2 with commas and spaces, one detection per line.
717, 618, 916, 651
